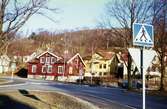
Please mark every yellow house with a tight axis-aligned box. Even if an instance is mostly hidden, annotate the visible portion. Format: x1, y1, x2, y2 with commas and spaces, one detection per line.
83, 51, 119, 77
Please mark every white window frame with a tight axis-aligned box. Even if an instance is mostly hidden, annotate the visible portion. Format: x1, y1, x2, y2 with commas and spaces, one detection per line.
51, 57, 56, 64
47, 65, 52, 73
42, 65, 47, 73
31, 65, 37, 73
46, 57, 50, 64
58, 66, 64, 74
40, 57, 45, 64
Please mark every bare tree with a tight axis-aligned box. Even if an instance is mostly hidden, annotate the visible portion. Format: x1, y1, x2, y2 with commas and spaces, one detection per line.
100, 0, 154, 89
153, 0, 167, 91
0, 0, 58, 54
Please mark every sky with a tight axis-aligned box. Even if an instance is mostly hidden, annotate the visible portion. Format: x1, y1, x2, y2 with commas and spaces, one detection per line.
19, 0, 112, 35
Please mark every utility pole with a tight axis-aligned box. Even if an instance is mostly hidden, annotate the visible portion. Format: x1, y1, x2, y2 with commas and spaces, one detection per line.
63, 31, 67, 81
91, 43, 94, 85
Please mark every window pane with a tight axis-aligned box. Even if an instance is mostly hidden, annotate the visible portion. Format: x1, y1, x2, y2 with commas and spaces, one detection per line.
51, 57, 56, 64
40, 57, 45, 63
103, 64, 106, 69
69, 67, 73, 74
99, 64, 102, 69
58, 66, 64, 74
99, 72, 102, 76
46, 57, 50, 64
32, 65, 37, 73
42, 65, 47, 73
48, 66, 52, 73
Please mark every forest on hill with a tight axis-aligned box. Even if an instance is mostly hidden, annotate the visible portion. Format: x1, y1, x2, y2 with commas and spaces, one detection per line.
7, 29, 126, 57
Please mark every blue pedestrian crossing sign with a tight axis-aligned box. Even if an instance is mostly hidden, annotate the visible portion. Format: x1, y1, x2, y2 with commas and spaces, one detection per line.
133, 23, 154, 47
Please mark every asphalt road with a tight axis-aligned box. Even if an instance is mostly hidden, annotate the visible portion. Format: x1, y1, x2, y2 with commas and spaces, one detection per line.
0, 77, 167, 109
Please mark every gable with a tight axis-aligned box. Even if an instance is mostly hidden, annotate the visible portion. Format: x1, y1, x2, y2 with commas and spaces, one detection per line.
37, 51, 61, 59
67, 53, 86, 66
28, 51, 62, 63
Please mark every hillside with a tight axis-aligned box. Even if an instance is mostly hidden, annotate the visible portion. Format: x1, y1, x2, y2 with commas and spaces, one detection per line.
7, 29, 126, 57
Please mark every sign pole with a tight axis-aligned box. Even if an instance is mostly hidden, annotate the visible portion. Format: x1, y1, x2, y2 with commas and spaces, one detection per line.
141, 47, 145, 109
133, 22, 154, 109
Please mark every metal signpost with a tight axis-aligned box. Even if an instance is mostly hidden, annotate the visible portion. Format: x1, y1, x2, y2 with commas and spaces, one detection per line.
133, 23, 154, 109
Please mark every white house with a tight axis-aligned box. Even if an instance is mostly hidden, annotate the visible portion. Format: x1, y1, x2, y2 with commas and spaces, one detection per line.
116, 52, 139, 79
0, 55, 11, 73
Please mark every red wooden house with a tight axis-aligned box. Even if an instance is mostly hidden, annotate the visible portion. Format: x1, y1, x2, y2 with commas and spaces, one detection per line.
27, 51, 85, 82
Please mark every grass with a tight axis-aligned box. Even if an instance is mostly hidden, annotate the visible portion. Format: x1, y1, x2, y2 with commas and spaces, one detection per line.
0, 90, 97, 109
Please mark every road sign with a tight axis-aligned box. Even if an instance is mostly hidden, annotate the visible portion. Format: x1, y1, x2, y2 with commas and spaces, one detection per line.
128, 48, 156, 74
133, 23, 154, 47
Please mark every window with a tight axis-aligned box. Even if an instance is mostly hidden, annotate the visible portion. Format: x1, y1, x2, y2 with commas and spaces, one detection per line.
75, 58, 79, 64
46, 57, 50, 64
103, 72, 107, 76
58, 66, 64, 74
99, 72, 102, 76
69, 67, 73, 74
51, 57, 56, 64
99, 64, 102, 69
40, 57, 45, 63
103, 64, 106, 69
32, 65, 37, 73
47, 65, 52, 73
42, 65, 47, 73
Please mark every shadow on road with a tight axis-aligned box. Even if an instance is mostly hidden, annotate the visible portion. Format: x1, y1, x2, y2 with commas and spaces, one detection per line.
0, 94, 35, 109
18, 89, 40, 101
18, 89, 52, 109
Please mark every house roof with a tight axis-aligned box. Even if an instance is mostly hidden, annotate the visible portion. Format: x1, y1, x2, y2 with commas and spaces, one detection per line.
96, 51, 115, 60
67, 53, 86, 66
27, 50, 62, 63
82, 55, 92, 60
116, 51, 129, 63
28, 58, 39, 63
28, 51, 85, 66
36, 51, 62, 60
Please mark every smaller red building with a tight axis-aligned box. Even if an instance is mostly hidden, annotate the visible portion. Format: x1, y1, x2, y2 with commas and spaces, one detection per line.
27, 51, 85, 82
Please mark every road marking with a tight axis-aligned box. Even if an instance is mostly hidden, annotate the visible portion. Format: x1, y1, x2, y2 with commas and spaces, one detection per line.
0, 82, 28, 88
27, 82, 50, 85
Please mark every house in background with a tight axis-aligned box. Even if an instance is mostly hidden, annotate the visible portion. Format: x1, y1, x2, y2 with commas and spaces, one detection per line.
0, 54, 17, 73
24, 50, 43, 63
0, 55, 11, 73
62, 53, 86, 82
147, 54, 161, 77
83, 51, 119, 78
27, 51, 85, 82
116, 52, 138, 79
27, 51, 63, 80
